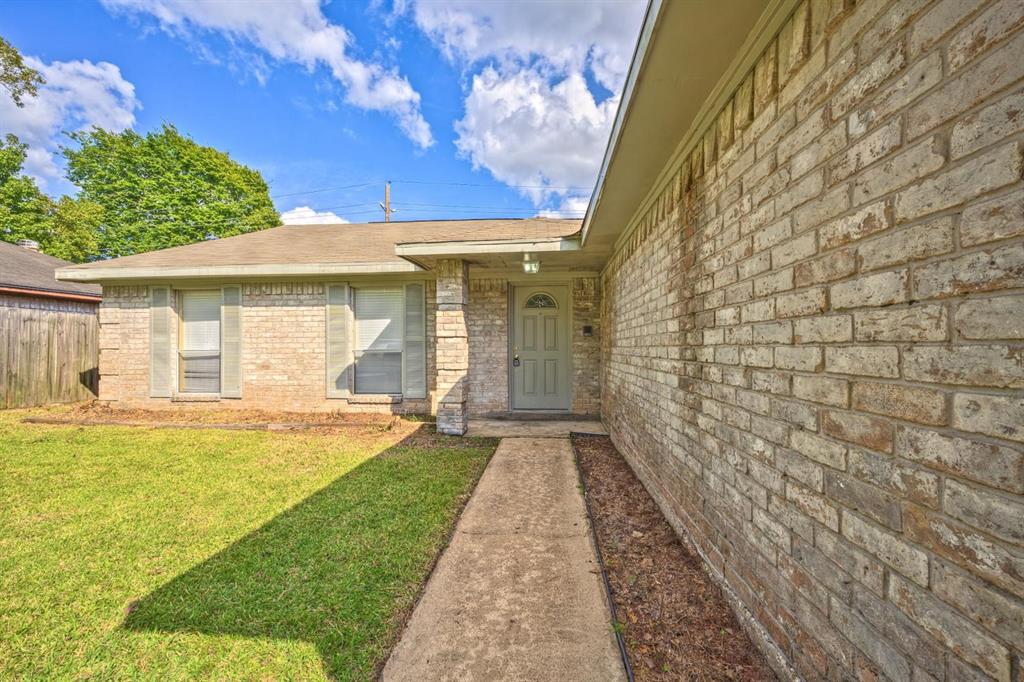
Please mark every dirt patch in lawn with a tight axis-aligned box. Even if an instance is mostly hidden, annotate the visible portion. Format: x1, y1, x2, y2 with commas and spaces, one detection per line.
23, 401, 416, 432
573, 434, 776, 682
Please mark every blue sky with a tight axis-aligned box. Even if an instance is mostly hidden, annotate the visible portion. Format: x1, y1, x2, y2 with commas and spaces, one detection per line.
0, 0, 646, 224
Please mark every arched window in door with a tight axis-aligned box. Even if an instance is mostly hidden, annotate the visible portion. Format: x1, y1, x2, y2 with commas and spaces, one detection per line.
525, 293, 557, 309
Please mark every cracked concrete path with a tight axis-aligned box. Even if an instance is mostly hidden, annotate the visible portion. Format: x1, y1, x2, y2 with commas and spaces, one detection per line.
382, 437, 625, 682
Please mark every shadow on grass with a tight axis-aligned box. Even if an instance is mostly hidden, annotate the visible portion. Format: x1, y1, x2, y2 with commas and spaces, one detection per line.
123, 425, 490, 680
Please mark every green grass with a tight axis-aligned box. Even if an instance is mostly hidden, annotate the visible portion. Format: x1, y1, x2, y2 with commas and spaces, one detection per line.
0, 410, 497, 680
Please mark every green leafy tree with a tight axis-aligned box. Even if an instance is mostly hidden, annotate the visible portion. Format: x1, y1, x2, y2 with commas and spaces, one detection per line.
45, 196, 101, 262
0, 134, 101, 262
0, 134, 52, 246
0, 35, 44, 107
64, 125, 280, 257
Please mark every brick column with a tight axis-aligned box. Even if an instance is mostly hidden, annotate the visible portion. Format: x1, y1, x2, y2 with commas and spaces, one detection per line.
435, 259, 469, 435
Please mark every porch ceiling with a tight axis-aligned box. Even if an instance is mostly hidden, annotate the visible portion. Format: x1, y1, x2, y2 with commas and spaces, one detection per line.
395, 236, 606, 274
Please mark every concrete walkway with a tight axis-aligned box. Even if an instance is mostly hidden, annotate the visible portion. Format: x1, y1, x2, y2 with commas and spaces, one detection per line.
382, 437, 625, 682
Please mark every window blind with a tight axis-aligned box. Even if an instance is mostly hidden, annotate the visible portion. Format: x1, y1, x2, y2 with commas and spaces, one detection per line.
180, 290, 221, 393
354, 287, 403, 394
354, 288, 403, 352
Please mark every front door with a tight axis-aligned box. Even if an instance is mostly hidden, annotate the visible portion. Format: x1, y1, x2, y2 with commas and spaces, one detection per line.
511, 285, 570, 411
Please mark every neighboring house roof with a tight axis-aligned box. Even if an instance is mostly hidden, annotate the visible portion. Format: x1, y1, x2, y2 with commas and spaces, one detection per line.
0, 241, 101, 301
56, 218, 583, 281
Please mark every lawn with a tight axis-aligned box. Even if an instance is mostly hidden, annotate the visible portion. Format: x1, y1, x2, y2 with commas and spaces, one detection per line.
0, 408, 497, 680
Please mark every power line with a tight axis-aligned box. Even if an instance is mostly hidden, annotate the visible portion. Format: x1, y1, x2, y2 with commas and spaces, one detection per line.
394, 201, 556, 209
269, 177, 593, 199
270, 181, 378, 199
392, 178, 592, 191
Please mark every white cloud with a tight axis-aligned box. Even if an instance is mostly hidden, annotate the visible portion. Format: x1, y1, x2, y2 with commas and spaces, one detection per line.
101, 0, 433, 148
408, 0, 645, 209
411, 1, 642, 93
280, 205, 350, 225
537, 195, 590, 219
0, 58, 140, 188
456, 67, 615, 204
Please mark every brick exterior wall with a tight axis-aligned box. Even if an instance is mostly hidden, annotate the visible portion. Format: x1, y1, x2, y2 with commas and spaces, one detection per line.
98, 275, 599, 417
467, 275, 601, 415
572, 277, 602, 415
601, 1, 1024, 680
435, 259, 470, 433
98, 282, 436, 413
468, 278, 509, 414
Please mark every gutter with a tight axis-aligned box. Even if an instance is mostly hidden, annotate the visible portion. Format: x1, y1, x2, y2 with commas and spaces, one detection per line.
56, 260, 423, 282
579, 0, 663, 248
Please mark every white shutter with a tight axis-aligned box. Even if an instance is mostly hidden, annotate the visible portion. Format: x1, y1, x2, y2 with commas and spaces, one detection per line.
403, 282, 426, 399
221, 286, 242, 398
326, 283, 353, 398
149, 286, 171, 398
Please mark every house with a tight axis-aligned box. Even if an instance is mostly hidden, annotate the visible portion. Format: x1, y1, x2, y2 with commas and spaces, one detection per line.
59, 0, 1024, 679
56, 219, 600, 433
1, 239, 101, 407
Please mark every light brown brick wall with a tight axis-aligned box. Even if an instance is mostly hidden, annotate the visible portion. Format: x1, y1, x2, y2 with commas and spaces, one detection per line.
601, 0, 1024, 679
468, 278, 509, 414
98, 282, 435, 413
98, 275, 599, 416
572, 277, 602, 415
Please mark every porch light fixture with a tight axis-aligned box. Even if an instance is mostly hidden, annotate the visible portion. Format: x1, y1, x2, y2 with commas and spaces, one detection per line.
522, 253, 540, 274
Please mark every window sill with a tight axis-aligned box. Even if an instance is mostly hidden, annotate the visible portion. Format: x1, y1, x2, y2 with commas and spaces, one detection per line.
347, 394, 402, 405
171, 393, 221, 403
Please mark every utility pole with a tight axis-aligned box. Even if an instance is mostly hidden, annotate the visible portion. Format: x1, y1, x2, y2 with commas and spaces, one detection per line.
379, 181, 394, 222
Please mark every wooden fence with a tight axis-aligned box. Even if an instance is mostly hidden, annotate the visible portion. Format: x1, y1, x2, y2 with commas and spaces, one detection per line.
0, 294, 99, 408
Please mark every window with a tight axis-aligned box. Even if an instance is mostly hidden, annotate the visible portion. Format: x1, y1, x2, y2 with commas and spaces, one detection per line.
353, 287, 403, 394
179, 290, 221, 393
525, 292, 557, 309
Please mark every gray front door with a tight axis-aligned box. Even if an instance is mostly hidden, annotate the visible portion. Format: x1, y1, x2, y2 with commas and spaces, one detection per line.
511, 285, 570, 411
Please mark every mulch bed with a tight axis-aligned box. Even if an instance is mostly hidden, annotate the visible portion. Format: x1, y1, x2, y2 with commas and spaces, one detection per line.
60, 401, 409, 425
20, 402, 424, 433
573, 434, 776, 682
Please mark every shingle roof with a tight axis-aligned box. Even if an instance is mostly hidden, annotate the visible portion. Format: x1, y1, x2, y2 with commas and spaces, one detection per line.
62, 218, 582, 272
0, 241, 101, 298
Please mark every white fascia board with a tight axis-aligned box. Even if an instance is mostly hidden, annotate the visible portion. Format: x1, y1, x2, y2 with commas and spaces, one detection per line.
394, 237, 580, 257
55, 260, 422, 282
580, 0, 663, 247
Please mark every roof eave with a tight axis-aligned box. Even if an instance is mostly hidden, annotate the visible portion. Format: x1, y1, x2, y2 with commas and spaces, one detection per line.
0, 284, 101, 302
580, 0, 663, 247
394, 236, 581, 257
581, 0, 797, 255
56, 261, 423, 282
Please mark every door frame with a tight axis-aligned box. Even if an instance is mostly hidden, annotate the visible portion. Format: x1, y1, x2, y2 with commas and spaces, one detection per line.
507, 282, 573, 412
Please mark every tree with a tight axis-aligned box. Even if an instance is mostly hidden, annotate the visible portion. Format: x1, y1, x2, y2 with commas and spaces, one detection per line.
64, 125, 280, 257
46, 197, 101, 262
0, 134, 52, 246
0, 36, 44, 107
0, 134, 101, 262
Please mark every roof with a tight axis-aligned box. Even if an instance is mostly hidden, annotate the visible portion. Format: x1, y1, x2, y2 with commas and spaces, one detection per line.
581, 0, 790, 255
57, 218, 582, 281
0, 241, 101, 300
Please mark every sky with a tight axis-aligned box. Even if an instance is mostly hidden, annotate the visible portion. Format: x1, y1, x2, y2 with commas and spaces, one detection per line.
0, 0, 647, 225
